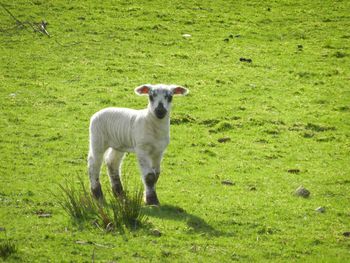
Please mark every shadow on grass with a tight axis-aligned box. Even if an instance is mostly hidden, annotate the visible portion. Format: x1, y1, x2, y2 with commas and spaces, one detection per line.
143, 204, 232, 237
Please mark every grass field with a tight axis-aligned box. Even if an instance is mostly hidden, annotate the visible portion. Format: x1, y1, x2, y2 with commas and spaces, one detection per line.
1, 0, 350, 262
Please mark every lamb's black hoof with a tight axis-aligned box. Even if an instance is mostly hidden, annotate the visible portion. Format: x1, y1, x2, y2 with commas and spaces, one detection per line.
145, 192, 160, 206
91, 183, 104, 203
112, 184, 125, 199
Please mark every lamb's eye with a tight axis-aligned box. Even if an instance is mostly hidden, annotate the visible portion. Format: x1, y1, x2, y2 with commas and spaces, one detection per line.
167, 95, 173, 102
149, 94, 154, 101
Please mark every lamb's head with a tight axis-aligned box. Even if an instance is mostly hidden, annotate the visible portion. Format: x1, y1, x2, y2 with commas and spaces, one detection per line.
135, 84, 189, 119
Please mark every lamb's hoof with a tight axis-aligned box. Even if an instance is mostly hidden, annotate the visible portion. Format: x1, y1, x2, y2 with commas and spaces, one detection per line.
112, 186, 125, 200
91, 185, 103, 199
91, 185, 104, 201
145, 193, 160, 206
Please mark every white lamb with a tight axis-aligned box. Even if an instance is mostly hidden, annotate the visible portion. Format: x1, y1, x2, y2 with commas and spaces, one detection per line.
88, 84, 189, 205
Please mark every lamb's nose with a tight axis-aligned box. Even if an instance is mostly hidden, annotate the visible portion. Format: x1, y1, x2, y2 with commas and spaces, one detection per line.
155, 103, 167, 119
157, 102, 165, 110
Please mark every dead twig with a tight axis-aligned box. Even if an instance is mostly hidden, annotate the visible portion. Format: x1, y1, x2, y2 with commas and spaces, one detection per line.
0, 3, 32, 33
1, 3, 81, 47
91, 247, 95, 263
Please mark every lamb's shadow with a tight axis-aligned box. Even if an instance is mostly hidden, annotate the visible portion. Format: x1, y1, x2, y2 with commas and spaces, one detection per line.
143, 204, 231, 237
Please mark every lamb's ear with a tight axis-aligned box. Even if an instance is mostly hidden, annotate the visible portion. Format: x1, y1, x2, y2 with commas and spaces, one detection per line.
170, 86, 189, 96
134, 84, 152, 96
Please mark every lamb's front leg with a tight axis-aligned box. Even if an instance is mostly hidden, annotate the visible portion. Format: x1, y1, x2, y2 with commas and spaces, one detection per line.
152, 154, 162, 187
136, 151, 160, 206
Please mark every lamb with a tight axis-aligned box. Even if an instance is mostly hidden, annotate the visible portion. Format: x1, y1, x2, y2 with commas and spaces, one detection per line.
88, 84, 189, 205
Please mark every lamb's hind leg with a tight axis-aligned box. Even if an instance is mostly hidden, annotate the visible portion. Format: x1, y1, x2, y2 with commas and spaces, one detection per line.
88, 150, 105, 201
105, 148, 125, 197
88, 123, 107, 202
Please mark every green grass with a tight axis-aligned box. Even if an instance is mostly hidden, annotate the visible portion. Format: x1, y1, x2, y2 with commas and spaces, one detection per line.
1, 0, 350, 261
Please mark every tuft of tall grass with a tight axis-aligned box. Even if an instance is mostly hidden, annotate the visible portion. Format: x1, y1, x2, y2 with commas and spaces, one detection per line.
57, 177, 146, 232
109, 186, 146, 230
0, 235, 18, 259
57, 178, 98, 222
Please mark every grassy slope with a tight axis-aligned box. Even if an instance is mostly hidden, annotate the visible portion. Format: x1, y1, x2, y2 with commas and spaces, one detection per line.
0, 0, 349, 261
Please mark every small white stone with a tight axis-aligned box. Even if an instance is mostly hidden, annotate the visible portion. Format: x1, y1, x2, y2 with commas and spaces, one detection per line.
315, 206, 325, 213
182, 34, 192, 38
151, 229, 162, 237
294, 185, 310, 198
9, 93, 16, 97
